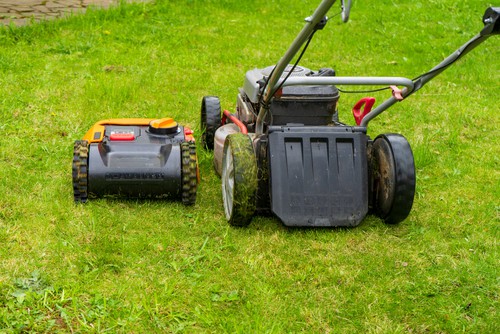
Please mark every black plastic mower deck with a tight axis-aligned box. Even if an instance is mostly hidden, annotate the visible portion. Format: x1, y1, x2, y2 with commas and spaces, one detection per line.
267, 125, 369, 227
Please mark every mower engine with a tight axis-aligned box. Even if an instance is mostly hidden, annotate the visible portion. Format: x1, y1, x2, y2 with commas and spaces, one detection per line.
73, 118, 198, 205
211, 65, 340, 175
242, 65, 339, 126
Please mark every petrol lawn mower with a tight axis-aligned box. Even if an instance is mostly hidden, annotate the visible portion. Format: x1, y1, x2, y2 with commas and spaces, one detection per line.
200, 0, 499, 227
72, 118, 198, 205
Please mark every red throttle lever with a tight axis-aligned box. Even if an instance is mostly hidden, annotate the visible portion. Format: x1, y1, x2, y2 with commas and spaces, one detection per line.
352, 97, 376, 126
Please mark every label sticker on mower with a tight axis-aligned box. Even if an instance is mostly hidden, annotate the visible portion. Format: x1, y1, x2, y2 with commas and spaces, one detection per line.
109, 130, 136, 141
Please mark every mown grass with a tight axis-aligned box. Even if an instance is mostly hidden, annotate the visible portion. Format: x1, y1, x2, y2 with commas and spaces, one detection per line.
0, 0, 498, 332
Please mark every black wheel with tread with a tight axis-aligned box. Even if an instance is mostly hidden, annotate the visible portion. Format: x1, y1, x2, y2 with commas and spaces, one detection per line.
181, 141, 198, 205
72, 140, 89, 203
222, 133, 258, 226
371, 133, 416, 224
200, 96, 222, 150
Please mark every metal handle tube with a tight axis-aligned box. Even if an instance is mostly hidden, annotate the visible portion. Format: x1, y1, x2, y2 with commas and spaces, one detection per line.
277, 76, 414, 128
278, 76, 414, 128
277, 76, 415, 91
361, 32, 493, 127
410, 33, 491, 94
256, 0, 337, 135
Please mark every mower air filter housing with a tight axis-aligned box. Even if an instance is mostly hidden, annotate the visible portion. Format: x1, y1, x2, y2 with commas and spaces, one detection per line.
243, 65, 339, 126
270, 83, 340, 125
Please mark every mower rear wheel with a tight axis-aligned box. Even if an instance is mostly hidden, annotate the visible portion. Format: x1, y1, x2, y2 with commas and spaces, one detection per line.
72, 140, 89, 203
222, 133, 258, 226
181, 141, 198, 205
371, 134, 415, 224
200, 96, 222, 150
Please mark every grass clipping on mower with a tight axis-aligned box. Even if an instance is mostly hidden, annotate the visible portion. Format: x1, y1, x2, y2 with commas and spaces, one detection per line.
230, 133, 258, 220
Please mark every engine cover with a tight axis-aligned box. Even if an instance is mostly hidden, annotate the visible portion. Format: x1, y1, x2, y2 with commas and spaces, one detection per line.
243, 65, 339, 126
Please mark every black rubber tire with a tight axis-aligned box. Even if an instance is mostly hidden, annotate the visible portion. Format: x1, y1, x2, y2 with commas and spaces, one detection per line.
72, 140, 89, 203
371, 133, 415, 224
181, 141, 198, 205
221, 133, 258, 227
200, 96, 222, 150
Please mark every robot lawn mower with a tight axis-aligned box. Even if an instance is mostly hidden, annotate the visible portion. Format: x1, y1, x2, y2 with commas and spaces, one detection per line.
73, 118, 198, 205
200, 1, 499, 227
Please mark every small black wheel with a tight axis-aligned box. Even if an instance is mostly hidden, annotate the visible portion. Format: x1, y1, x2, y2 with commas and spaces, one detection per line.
181, 141, 198, 205
72, 140, 89, 203
371, 133, 415, 224
200, 96, 222, 150
221, 133, 258, 226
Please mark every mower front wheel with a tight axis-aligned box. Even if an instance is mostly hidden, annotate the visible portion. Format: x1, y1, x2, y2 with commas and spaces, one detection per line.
222, 133, 258, 227
181, 141, 198, 205
200, 96, 222, 150
72, 140, 89, 203
371, 133, 416, 224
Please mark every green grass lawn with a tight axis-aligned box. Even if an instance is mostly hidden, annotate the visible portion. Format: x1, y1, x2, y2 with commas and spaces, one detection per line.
0, 0, 498, 332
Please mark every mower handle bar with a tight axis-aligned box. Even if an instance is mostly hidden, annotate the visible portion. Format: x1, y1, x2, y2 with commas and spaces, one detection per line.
341, 0, 352, 23
256, 0, 338, 135
361, 15, 497, 128
260, 0, 337, 106
268, 5, 498, 129
358, 7, 498, 126
276, 76, 415, 92
276, 26, 494, 128
256, 2, 498, 132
